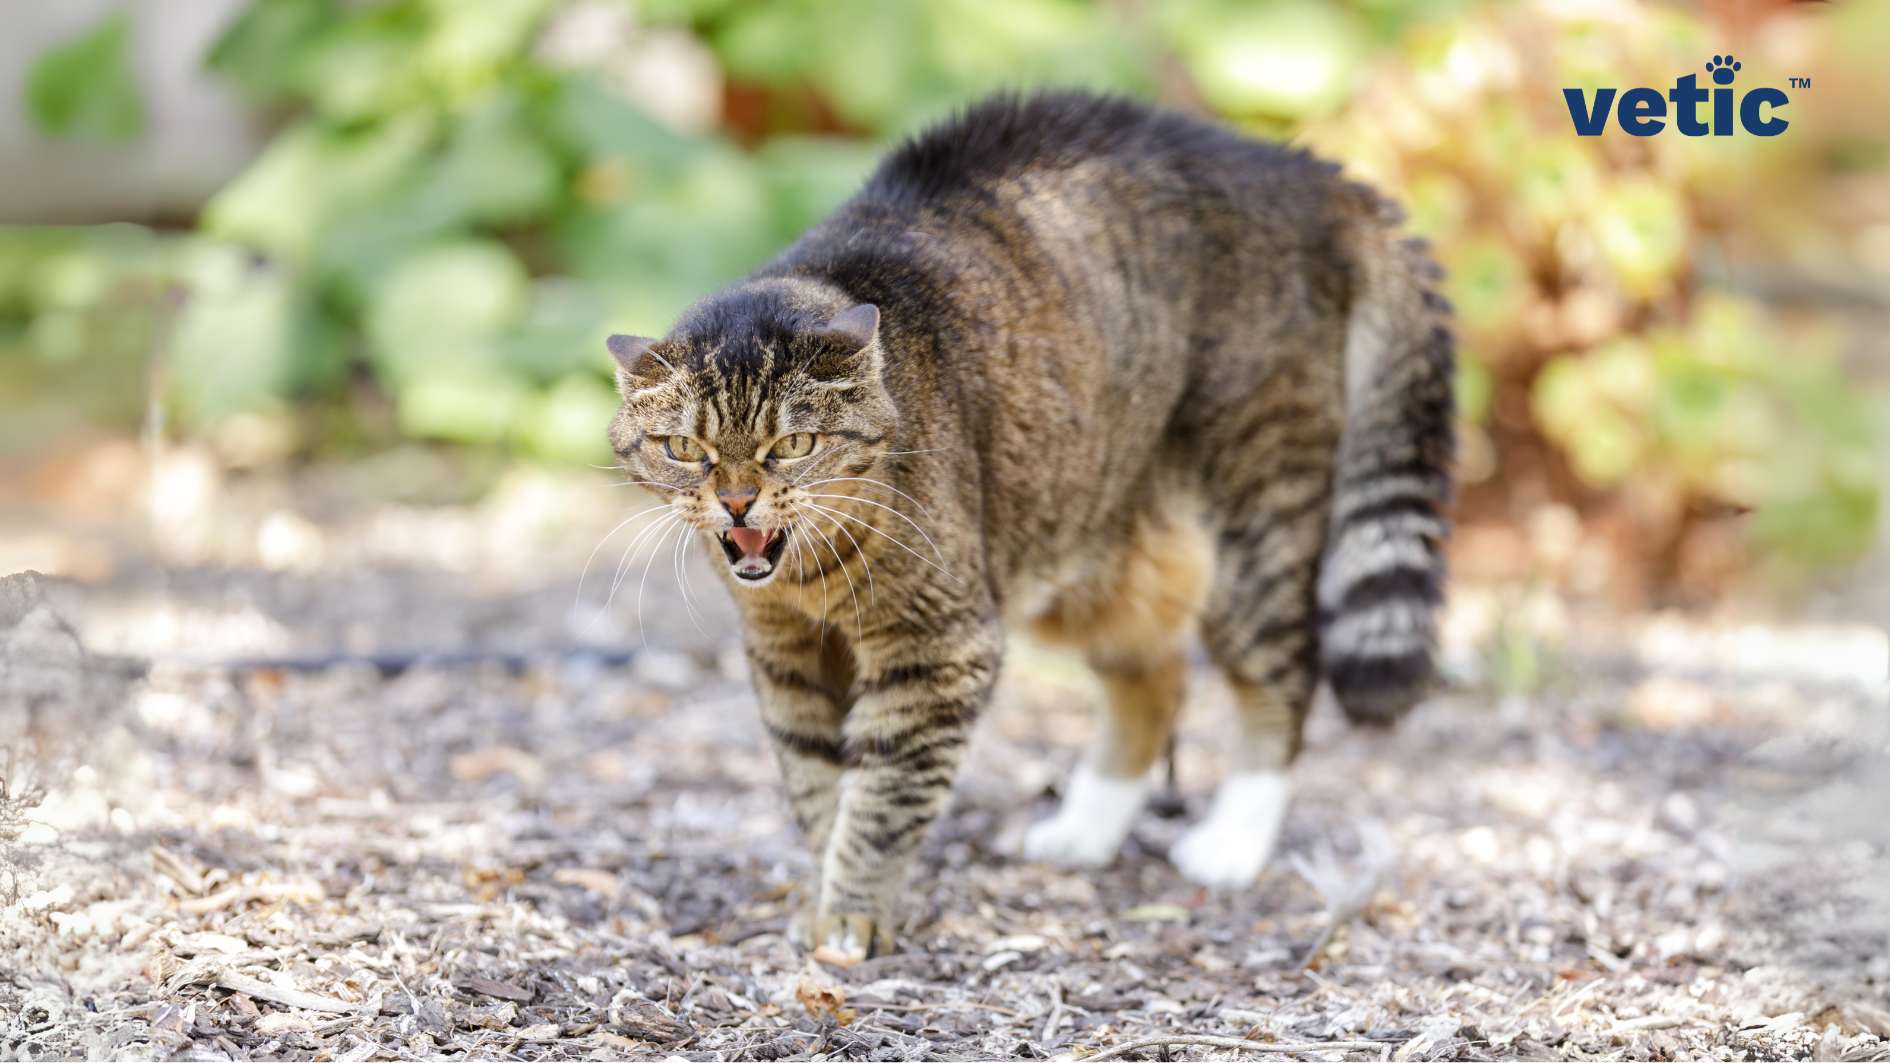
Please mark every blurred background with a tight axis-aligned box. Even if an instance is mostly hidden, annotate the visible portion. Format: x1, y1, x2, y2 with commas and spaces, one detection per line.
3, 0, 1888, 628
2, 0, 1887, 656
4, 4, 1889, 1056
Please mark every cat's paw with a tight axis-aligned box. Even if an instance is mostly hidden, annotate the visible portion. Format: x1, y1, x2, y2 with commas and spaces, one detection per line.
1021, 764, 1148, 868
787, 904, 817, 949
1706, 54, 1741, 85
804, 911, 894, 963
1169, 770, 1291, 890
1023, 811, 1124, 867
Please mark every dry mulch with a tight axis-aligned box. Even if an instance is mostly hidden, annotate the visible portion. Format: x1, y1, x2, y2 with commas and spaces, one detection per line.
3, 462, 1888, 1060
7, 629, 1888, 1060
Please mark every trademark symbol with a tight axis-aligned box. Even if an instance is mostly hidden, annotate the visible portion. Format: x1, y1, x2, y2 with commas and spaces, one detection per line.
1790, 76, 1812, 89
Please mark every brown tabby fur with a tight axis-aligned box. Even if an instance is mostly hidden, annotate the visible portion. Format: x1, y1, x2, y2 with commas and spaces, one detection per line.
606, 91, 1454, 954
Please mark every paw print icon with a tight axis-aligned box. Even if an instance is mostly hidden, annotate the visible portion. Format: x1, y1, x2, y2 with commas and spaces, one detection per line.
1707, 55, 1741, 85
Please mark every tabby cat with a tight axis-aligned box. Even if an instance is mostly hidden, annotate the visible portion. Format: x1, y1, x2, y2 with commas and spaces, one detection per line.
606, 91, 1453, 957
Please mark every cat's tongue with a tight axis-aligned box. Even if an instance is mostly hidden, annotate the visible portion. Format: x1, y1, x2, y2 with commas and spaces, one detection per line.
727, 527, 771, 558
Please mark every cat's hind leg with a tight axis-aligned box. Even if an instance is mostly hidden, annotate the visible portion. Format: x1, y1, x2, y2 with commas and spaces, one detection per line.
1179, 431, 1333, 889
1023, 509, 1210, 868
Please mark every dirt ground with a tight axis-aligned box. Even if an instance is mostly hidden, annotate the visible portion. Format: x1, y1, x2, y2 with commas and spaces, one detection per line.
3, 454, 1889, 1060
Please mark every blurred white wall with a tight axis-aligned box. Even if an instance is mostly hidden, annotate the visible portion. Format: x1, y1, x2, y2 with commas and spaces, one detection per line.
0, 0, 261, 223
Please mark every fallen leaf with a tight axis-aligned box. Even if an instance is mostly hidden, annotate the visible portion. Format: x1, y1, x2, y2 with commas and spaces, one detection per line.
795, 962, 855, 1025
1121, 903, 1190, 923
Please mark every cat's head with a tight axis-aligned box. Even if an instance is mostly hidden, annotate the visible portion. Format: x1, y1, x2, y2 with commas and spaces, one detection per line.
606, 288, 896, 588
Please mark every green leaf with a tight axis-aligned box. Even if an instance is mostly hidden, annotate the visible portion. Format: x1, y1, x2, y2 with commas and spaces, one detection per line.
203, 0, 343, 102
397, 367, 533, 444
168, 243, 340, 426
1169, 0, 1363, 119
365, 239, 529, 382
516, 372, 618, 464
497, 279, 608, 382
425, 89, 563, 225
544, 71, 702, 171
203, 114, 437, 263
25, 12, 145, 142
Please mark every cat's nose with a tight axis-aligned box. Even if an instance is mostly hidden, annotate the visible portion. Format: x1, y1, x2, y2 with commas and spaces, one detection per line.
717, 486, 758, 522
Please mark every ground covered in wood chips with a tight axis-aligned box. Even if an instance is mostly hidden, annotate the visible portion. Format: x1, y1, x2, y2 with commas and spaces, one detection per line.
4, 460, 1889, 1060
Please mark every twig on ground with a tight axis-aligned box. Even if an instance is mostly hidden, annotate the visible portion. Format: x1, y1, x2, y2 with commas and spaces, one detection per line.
177, 879, 323, 915
1292, 821, 1397, 969
1078, 1035, 1391, 1061
1040, 980, 1067, 1053
212, 970, 365, 1015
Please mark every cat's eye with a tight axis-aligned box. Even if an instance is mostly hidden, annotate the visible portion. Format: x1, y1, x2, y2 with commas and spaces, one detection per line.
664, 435, 707, 462
769, 433, 816, 460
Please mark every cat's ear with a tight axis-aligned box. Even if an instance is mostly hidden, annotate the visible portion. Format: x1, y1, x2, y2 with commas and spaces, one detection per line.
821, 304, 879, 351
607, 334, 673, 394
806, 304, 882, 385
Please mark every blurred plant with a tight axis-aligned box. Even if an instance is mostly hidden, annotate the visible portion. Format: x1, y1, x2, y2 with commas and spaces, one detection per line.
24, 12, 145, 142
1303, 3, 1886, 583
3, 0, 1883, 588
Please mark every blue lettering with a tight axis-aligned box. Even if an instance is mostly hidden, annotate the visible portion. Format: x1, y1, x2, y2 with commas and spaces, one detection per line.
1618, 87, 1666, 136
1741, 87, 1789, 135
1667, 74, 1710, 136
1564, 87, 1616, 136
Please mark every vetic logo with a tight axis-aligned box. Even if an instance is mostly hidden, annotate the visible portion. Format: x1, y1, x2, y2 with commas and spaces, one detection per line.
1564, 55, 1795, 137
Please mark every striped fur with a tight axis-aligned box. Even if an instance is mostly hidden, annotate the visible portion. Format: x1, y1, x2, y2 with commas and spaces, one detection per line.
1318, 225, 1456, 725
605, 91, 1454, 951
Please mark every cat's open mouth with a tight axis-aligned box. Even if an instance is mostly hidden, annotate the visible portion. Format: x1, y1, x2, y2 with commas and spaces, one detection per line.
718, 526, 789, 580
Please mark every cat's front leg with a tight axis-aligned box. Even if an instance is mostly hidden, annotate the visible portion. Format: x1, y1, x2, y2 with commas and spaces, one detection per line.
744, 618, 850, 944
812, 620, 1002, 958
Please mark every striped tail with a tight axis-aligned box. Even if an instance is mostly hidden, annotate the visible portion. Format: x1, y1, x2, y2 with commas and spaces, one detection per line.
1317, 213, 1456, 726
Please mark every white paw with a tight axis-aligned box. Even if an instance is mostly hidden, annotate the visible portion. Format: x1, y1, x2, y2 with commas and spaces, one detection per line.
1021, 764, 1148, 868
1170, 771, 1291, 890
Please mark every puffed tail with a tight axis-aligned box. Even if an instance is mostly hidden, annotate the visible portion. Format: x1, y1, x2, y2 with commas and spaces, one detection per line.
1318, 202, 1456, 725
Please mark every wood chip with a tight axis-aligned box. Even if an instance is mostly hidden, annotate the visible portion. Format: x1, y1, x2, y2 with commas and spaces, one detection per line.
177, 880, 324, 915
464, 975, 532, 1003
551, 867, 621, 897
449, 746, 546, 787
607, 991, 693, 1043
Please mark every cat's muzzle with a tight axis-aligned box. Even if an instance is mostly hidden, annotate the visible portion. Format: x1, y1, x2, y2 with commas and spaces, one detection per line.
719, 525, 789, 581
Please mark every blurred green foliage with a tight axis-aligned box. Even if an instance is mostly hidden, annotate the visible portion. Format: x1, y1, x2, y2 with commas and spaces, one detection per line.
25, 12, 144, 142
3, 0, 1885, 581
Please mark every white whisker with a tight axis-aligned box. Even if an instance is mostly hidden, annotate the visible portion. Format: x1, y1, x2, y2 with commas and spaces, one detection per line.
636, 519, 687, 641
608, 512, 680, 609
802, 501, 963, 584
673, 523, 707, 635
808, 528, 831, 639
802, 517, 862, 636
797, 477, 934, 518
803, 492, 948, 561
575, 502, 675, 608
820, 511, 876, 608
